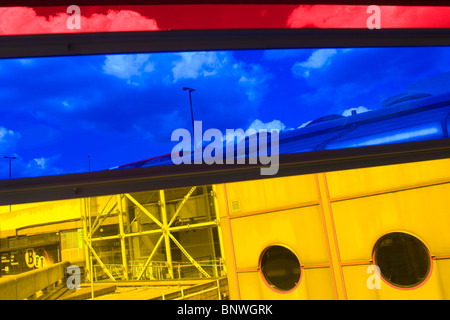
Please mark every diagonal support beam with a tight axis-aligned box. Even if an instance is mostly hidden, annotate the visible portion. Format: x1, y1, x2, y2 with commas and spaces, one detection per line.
91, 195, 114, 228
168, 186, 197, 228
137, 234, 165, 280
168, 233, 211, 278
84, 240, 116, 281
91, 202, 117, 235
125, 193, 162, 228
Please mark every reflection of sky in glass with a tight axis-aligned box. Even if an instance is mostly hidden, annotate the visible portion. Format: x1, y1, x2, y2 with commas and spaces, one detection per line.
0, 46, 449, 179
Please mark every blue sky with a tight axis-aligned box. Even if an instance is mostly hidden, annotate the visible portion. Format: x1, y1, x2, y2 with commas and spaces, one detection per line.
1, 46, 450, 180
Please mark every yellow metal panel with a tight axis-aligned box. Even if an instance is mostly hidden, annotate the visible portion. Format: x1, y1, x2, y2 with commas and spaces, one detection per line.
216, 210, 241, 299
237, 268, 335, 300
326, 158, 450, 200
302, 268, 335, 300
332, 184, 450, 262
434, 260, 450, 299
342, 263, 446, 299
229, 206, 329, 270
0, 198, 82, 234
224, 174, 318, 215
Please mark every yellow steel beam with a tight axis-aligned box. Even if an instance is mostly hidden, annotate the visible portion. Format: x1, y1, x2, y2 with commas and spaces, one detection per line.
315, 173, 347, 300
91, 202, 117, 235
125, 193, 162, 228
212, 184, 227, 276
91, 195, 114, 229
167, 186, 197, 228
168, 220, 217, 233
85, 240, 116, 281
168, 232, 211, 278
90, 228, 162, 242
81, 198, 92, 283
137, 234, 165, 280
117, 194, 129, 281
160, 190, 174, 279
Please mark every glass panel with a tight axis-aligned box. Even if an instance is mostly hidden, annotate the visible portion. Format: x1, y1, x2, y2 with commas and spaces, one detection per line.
260, 245, 301, 292
373, 232, 432, 288
1, 46, 449, 180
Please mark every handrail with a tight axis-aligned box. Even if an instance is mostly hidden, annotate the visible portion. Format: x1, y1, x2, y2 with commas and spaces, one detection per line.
0, 261, 70, 300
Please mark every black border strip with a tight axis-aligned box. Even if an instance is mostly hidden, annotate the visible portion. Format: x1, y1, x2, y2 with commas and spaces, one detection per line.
2, 28, 450, 60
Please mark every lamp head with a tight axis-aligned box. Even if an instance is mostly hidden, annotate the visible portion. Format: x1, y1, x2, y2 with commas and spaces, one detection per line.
183, 87, 195, 92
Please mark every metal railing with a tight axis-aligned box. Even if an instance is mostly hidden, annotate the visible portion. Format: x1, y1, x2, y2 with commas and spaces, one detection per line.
91, 260, 225, 281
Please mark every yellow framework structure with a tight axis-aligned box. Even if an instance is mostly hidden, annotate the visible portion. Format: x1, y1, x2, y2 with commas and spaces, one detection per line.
81, 186, 226, 283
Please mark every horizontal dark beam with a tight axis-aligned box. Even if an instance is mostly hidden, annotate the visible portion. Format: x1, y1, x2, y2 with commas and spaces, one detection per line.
0, 139, 448, 206
2, 28, 450, 60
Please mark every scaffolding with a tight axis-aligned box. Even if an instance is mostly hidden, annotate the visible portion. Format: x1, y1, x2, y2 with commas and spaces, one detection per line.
81, 185, 226, 287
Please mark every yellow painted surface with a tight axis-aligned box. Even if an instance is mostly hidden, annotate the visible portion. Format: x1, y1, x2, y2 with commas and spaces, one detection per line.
237, 268, 334, 300
326, 158, 450, 200
224, 174, 319, 215
220, 157, 450, 300
0, 198, 83, 237
230, 206, 329, 269
342, 262, 447, 300
332, 183, 450, 262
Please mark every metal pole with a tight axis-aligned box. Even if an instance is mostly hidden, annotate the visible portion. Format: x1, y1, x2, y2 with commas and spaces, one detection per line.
117, 195, 129, 280
4, 156, 16, 212
183, 87, 196, 150
212, 185, 227, 276
159, 190, 174, 279
188, 90, 197, 149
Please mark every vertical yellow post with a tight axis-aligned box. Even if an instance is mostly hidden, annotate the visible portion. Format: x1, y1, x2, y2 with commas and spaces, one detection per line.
81, 198, 91, 283
212, 185, 227, 276
117, 194, 129, 281
315, 173, 347, 300
85, 197, 95, 299
159, 190, 174, 279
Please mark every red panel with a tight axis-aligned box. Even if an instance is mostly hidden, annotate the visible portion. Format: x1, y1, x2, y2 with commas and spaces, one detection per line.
0, 5, 450, 35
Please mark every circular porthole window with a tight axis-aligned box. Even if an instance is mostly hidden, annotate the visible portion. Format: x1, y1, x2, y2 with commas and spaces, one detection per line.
373, 232, 432, 289
259, 245, 301, 293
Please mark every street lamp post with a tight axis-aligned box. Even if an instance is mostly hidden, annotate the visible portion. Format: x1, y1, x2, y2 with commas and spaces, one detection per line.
183, 87, 197, 150
3, 156, 17, 180
3, 156, 17, 214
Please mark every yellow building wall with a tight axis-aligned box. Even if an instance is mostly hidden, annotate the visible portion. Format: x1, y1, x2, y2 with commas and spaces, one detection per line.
217, 158, 450, 300
0, 198, 84, 238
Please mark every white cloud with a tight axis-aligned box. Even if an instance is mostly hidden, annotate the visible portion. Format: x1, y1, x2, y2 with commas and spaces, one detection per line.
33, 157, 47, 169
23, 155, 63, 177
172, 52, 227, 82
222, 119, 286, 145
342, 106, 371, 117
291, 49, 337, 78
103, 54, 154, 80
246, 119, 286, 133
0, 127, 21, 153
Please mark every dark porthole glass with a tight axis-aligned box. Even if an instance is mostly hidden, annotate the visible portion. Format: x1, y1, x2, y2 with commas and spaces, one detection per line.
260, 245, 301, 292
373, 232, 432, 289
